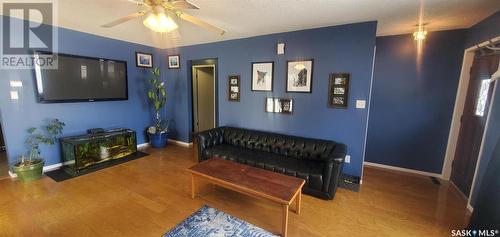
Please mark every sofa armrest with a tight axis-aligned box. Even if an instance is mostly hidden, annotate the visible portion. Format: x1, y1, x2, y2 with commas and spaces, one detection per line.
322, 143, 347, 199
196, 127, 224, 162
328, 143, 347, 163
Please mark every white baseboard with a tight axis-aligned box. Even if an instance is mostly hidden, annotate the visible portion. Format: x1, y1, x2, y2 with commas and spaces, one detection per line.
9, 143, 153, 179
168, 139, 193, 147
364, 162, 443, 178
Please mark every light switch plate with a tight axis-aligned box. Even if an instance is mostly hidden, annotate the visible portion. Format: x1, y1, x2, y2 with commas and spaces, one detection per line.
345, 155, 351, 163
9, 80, 23, 87
356, 100, 366, 109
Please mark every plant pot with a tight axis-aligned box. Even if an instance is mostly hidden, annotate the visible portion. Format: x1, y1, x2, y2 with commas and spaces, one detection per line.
148, 131, 169, 148
11, 159, 44, 182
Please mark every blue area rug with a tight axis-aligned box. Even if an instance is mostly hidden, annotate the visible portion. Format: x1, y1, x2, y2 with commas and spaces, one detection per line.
163, 205, 278, 237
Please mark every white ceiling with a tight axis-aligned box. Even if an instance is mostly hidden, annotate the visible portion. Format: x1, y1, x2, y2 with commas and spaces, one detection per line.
18, 0, 500, 48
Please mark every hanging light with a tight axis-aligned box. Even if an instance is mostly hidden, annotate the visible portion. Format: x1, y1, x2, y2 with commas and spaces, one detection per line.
143, 8, 178, 33
413, 30, 427, 41
413, 24, 427, 41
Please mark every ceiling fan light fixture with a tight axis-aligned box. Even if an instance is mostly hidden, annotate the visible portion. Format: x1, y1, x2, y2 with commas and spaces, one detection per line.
143, 12, 178, 33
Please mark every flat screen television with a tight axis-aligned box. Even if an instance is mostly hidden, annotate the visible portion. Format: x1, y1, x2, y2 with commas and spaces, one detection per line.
34, 52, 128, 103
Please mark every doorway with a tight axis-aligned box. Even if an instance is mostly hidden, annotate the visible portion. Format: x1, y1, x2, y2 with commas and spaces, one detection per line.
191, 65, 216, 133
0, 122, 8, 179
450, 51, 499, 197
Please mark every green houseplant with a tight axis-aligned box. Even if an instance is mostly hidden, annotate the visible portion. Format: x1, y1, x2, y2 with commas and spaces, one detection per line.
146, 67, 169, 148
11, 119, 65, 182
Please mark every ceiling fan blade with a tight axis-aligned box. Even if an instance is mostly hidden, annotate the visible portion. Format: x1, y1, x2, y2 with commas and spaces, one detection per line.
101, 11, 148, 28
165, 0, 199, 10
177, 12, 225, 35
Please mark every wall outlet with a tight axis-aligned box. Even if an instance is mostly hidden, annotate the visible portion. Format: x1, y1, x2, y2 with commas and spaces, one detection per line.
356, 100, 366, 109
345, 155, 351, 163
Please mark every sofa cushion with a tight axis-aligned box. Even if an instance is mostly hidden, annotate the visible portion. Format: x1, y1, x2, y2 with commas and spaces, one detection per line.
205, 145, 324, 191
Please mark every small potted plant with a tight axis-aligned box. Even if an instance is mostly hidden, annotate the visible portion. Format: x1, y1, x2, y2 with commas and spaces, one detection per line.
11, 119, 65, 182
146, 67, 169, 148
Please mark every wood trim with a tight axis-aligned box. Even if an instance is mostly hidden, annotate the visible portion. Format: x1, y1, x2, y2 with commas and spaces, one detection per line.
167, 139, 193, 147
188, 170, 304, 205
364, 162, 442, 178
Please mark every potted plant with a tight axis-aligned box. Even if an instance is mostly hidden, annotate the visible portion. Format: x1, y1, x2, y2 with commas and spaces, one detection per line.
146, 67, 169, 148
11, 119, 65, 182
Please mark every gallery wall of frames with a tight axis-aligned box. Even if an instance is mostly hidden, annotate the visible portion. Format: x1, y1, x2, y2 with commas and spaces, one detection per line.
227, 59, 350, 113
135, 51, 351, 114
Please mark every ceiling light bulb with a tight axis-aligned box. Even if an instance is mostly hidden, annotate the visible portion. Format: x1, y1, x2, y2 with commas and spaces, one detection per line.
143, 12, 178, 33
413, 30, 427, 41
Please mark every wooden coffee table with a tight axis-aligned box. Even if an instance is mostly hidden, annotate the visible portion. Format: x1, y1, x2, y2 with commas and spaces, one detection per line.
187, 157, 305, 237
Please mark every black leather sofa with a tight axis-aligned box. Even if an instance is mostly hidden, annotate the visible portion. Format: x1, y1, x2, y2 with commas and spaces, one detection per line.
196, 127, 346, 200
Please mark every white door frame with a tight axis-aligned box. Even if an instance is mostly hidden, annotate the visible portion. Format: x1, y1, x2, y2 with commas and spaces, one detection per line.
442, 35, 500, 210
191, 64, 217, 131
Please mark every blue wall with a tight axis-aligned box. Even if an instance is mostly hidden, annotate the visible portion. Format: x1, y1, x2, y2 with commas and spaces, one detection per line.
0, 17, 164, 166
465, 11, 500, 206
465, 11, 500, 48
163, 22, 377, 177
365, 30, 466, 173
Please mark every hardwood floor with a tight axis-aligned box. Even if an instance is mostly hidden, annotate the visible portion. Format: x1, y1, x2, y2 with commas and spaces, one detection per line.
0, 145, 469, 236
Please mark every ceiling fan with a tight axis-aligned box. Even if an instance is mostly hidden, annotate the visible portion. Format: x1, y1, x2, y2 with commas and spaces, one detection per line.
101, 0, 225, 35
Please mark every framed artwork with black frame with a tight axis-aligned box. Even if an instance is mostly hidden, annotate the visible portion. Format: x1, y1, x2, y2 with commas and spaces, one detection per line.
286, 59, 314, 93
168, 55, 180, 69
228, 75, 240, 102
328, 73, 350, 108
136, 52, 153, 68
265, 97, 293, 114
251, 62, 274, 91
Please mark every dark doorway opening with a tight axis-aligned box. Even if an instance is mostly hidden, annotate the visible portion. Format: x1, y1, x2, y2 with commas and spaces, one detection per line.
187, 58, 219, 142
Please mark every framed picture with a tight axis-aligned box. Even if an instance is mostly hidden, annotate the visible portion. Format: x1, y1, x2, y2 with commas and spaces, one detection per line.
168, 55, 180, 69
136, 52, 153, 68
328, 73, 350, 108
251, 62, 274, 91
286, 59, 314, 93
265, 97, 293, 114
228, 75, 240, 102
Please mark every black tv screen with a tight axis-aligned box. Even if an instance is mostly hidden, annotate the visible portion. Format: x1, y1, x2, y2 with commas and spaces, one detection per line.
34, 52, 128, 103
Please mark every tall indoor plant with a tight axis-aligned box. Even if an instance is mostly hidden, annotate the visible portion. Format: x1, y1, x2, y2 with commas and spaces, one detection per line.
146, 67, 169, 148
11, 119, 65, 182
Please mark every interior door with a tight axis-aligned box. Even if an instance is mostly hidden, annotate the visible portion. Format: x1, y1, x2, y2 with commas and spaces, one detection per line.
192, 66, 215, 133
450, 53, 499, 196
